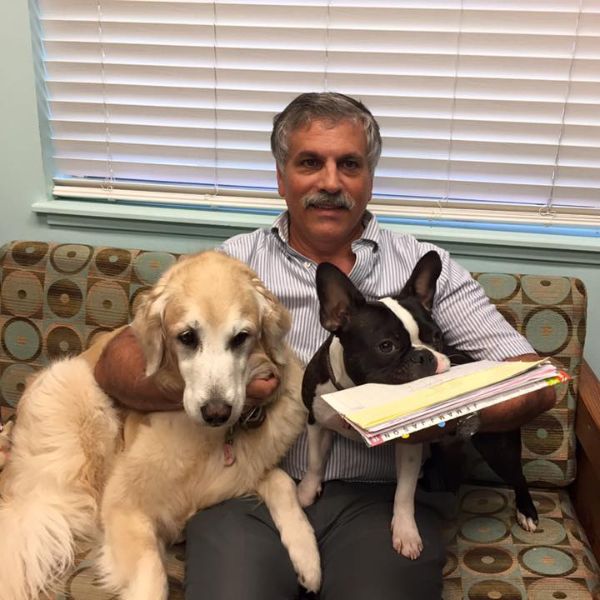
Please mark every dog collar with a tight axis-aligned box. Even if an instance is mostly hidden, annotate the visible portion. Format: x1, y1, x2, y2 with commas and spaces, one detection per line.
325, 337, 346, 392
239, 405, 266, 429
223, 405, 267, 467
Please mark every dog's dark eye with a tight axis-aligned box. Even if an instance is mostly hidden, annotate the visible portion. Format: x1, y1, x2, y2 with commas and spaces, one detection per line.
230, 331, 250, 349
177, 329, 198, 348
378, 340, 395, 354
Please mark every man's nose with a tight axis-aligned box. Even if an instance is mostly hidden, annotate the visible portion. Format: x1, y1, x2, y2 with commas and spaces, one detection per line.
319, 161, 341, 194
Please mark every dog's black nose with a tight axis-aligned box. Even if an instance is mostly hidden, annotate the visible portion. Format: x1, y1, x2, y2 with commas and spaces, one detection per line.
411, 349, 435, 366
201, 402, 232, 426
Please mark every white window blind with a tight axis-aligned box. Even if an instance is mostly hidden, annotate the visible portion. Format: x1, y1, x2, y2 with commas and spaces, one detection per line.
36, 0, 600, 226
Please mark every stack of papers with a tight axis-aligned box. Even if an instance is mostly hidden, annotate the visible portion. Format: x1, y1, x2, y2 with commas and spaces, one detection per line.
321, 359, 569, 447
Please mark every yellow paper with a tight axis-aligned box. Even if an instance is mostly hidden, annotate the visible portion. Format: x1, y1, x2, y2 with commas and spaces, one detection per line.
346, 360, 545, 429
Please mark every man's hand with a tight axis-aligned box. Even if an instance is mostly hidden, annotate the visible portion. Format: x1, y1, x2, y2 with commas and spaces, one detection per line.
245, 374, 280, 408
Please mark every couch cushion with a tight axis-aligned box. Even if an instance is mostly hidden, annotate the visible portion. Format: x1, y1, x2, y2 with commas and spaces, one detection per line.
443, 484, 600, 599
35, 485, 600, 599
471, 274, 587, 488
0, 241, 180, 413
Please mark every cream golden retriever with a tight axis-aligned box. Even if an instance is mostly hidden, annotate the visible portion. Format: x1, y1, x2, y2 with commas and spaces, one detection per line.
0, 251, 320, 600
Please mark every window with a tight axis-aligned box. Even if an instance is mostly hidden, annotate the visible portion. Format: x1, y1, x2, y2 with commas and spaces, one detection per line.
35, 0, 600, 228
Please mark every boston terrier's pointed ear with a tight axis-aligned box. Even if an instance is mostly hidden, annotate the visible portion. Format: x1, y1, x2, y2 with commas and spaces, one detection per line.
400, 251, 442, 311
316, 263, 366, 333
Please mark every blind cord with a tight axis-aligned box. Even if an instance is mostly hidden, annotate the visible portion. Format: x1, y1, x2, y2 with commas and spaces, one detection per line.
441, 0, 464, 213
96, 0, 114, 200
212, 1, 220, 198
543, 0, 584, 219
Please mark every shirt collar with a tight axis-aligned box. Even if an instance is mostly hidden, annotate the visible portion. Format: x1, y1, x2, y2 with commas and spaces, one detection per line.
270, 210, 381, 251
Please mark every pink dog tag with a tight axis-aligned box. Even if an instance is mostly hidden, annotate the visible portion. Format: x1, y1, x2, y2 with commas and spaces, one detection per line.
223, 441, 235, 466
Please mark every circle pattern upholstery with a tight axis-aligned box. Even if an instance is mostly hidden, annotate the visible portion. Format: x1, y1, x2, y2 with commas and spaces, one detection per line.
443, 486, 600, 599
0, 243, 182, 421
467, 273, 586, 487
0, 242, 596, 599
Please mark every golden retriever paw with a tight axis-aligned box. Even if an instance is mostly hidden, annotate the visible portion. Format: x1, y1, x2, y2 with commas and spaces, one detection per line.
293, 548, 321, 593
282, 521, 321, 592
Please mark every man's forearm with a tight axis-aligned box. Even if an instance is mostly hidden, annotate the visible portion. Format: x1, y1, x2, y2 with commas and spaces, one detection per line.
404, 353, 557, 443
109, 375, 183, 412
478, 353, 557, 432
477, 385, 556, 432
94, 326, 183, 412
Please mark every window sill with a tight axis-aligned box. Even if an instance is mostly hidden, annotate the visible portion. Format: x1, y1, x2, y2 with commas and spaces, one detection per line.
32, 199, 600, 266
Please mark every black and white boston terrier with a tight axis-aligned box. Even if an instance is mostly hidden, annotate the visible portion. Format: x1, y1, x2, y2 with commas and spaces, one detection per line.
298, 251, 538, 560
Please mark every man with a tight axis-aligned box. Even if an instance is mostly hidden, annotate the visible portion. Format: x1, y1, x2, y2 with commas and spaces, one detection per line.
95, 92, 555, 599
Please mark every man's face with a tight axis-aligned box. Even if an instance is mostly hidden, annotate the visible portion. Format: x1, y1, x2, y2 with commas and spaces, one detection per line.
276, 119, 374, 253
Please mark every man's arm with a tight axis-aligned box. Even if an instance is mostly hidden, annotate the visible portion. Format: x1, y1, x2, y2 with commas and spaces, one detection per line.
477, 353, 556, 432
93, 327, 280, 411
405, 353, 556, 444
94, 327, 183, 411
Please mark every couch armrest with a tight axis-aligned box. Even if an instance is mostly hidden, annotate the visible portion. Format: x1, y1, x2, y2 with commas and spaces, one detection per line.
571, 360, 600, 563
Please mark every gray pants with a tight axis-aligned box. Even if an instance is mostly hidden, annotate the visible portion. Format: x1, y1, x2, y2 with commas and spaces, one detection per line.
185, 480, 446, 600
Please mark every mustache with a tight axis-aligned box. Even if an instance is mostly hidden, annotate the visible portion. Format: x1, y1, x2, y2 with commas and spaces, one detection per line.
302, 191, 355, 210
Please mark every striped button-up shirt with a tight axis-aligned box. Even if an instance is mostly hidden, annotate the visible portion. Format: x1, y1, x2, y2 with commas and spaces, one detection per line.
221, 211, 533, 482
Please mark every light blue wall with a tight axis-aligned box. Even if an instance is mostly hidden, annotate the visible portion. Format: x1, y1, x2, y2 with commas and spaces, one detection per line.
2, 1, 599, 377
1, 2, 220, 254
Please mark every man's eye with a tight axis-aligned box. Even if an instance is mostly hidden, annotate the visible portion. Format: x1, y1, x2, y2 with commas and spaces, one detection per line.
230, 331, 250, 349
342, 159, 360, 170
378, 340, 395, 354
301, 158, 320, 169
177, 329, 198, 348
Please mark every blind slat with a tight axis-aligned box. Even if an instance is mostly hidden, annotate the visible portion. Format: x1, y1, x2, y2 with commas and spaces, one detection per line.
36, 0, 600, 224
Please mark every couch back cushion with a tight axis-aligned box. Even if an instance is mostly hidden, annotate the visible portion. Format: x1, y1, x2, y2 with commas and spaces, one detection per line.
469, 273, 587, 487
0, 242, 587, 487
0, 241, 180, 411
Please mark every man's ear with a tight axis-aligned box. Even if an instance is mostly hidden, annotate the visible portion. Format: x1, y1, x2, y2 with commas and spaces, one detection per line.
399, 251, 442, 311
316, 263, 366, 333
276, 166, 286, 197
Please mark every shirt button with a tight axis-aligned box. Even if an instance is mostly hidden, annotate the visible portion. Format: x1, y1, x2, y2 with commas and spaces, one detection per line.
304, 261, 311, 269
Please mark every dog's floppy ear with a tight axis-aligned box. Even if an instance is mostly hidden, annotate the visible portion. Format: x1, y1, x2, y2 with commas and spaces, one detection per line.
251, 277, 291, 366
399, 251, 442, 311
316, 263, 366, 333
130, 283, 168, 376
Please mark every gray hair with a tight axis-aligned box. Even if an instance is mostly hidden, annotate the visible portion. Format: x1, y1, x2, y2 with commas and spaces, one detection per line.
270, 92, 382, 174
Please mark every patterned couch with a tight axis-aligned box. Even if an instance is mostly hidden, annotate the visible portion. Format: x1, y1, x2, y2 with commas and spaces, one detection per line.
0, 240, 598, 599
